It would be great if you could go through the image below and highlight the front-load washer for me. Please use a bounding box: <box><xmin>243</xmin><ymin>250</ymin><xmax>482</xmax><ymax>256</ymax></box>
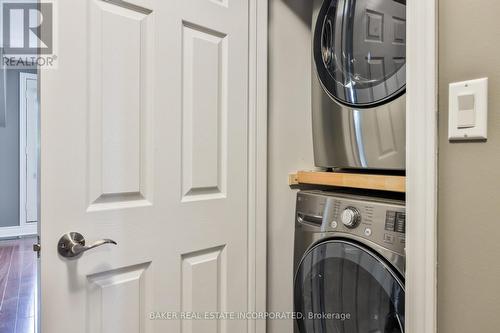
<box><xmin>312</xmin><ymin>0</ymin><xmax>406</xmax><ymax>170</ymax></box>
<box><xmin>294</xmin><ymin>190</ymin><xmax>406</xmax><ymax>332</ymax></box>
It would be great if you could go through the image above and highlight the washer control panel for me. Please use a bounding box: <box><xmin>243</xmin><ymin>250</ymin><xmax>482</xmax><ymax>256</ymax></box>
<box><xmin>296</xmin><ymin>191</ymin><xmax>405</xmax><ymax>256</ymax></box>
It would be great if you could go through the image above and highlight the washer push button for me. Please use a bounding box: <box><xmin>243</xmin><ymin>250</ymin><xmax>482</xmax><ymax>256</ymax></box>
<box><xmin>383</xmin><ymin>233</ymin><xmax>395</xmax><ymax>244</ymax></box>
<box><xmin>385</xmin><ymin>211</ymin><xmax>396</xmax><ymax>231</ymax></box>
<box><xmin>395</xmin><ymin>212</ymin><xmax>406</xmax><ymax>234</ymax></box>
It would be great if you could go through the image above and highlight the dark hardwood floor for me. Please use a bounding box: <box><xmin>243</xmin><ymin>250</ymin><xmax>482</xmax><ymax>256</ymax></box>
<box><xmin>0</xmin><ymin>237</ymin><xmax>37</xmax><ymax>333</ymax></box>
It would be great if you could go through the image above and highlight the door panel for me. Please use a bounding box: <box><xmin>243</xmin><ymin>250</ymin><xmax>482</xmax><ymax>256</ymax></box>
<box><xmin>88</xmin><ymin>0</ymin><xmax>154</xmax><ymax>208</ymax></box>
<box><xmin>41</xmin><ymin>0</ymin><xmax>250</xmax><ymax>332</ymax></box>
<box><xmin>181</xmin><ymin>22</ymin><xmax>228</xmax><ymax>201</ymax></box>
<box><xmin>181</xmin><ymin>246</ymin><xmax>226</xmax><ymax>333</ymax></box>
<box><xmin>87</xmin><ymin>263</ymin><xmax>151</xmax><ymax>333</ymax></box>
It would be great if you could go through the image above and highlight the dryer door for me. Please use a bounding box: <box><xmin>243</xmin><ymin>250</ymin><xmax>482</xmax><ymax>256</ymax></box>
<box><xmin>314</xmin><ymin>0</ymin><xmax>406</xmax><ymax>108</ymax></box>
<box><xmin>294</xmin><ymin>240</ymin><xmax>405</xmax><ymax>333</ymax></box>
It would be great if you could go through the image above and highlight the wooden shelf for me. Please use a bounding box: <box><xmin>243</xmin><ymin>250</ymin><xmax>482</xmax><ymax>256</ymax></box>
<box><xmin>289</xmin><ymin>171</ymin><xmax>406</xmax><ymax>193</ymax></box>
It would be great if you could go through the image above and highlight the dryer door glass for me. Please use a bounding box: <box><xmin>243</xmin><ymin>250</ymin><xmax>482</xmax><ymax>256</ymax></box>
<box><xmin>294</xmin><ymin>240</ymin><xmax>405</xmax><ymax>333</ymax></box>
<box><xmin>314</xmin><ymin>0</ymin><xmax>406</xmax><ymax>108</ymax></box>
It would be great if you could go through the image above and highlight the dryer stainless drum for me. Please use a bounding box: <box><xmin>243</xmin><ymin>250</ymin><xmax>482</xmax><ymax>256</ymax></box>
<box><xmin>312</xmin><ymin>0</ymin><xmax>406</xmax><ymax>170</ymax></box>
<box><xmin>294</xmin><ymin>191</ymin><xmax>406</xmax><ymax>333</ymax></box>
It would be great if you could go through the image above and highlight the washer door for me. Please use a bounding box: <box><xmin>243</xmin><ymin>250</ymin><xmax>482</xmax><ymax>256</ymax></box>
<box><xmin>314</xmin><ymin>0</ymin><xmax>406</xmax><ymax>108</ymax></box>
<box><xmin>294</xmin><ymin>240</ymin><xmax>405</xmax><ymax>333</ymax></box>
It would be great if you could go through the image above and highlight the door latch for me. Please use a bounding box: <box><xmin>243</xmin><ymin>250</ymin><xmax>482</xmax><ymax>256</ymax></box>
<box><xmin>33</xmin><ymin>236</ymin><xmax>41</xmax><ymax>258</ymax></box>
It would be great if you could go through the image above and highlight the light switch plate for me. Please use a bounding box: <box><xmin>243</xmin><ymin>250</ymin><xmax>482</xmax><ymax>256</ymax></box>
<box><xmin>449</xmin><ymin>78</ymin><xmax>488</xmax><ymax>141</ymax></box>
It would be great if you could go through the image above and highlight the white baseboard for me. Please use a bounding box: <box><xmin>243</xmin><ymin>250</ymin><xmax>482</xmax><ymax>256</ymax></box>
<box><xmin>0</xmin><ymin>224</ymin><xmax>37</xmax><ymax>239</ymax></box>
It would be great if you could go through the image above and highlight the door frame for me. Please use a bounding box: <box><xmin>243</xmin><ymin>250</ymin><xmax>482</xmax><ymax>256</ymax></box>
<box><xmin>248</xmin><ymin>0</ymin><xmax>268</xmax><ymax>332</ymax></box>
<box><xmin>19</xmin><ymin>72</ymin><xmax>38</xmax><ymax>235</ymax></box>
<box><xmin>406</xmin><ymin>0</ymin><xmax>438</xmax><ymax>332</ymax></box>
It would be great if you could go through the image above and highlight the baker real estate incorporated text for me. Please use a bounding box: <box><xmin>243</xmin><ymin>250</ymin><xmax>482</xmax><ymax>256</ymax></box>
<box><xmin>148</xmin><ymin>311</ymin><xmax>352</xmax><ymax>321</ymax></box>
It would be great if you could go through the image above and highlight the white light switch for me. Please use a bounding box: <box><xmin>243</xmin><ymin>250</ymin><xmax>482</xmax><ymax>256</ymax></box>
<box><xmin>449</xmin><ymin>78</ymin><xmax>488</xmax><ymax>141</ymax></box>
<box><xmin>457</xmin><ymin>94</ymin><xmax>475</xmax><ymax>128</ymax></box>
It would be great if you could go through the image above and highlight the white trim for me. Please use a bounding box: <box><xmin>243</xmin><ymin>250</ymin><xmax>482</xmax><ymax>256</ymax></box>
<box><xmin>406</xmin><ymin>0</ymin><xmax>438</xmax><ymax>332</ymax></box>
<box><xmin>19</xmin><ymin>72</ymin><xmax>38</xmax><ymax>232</ymax></box>
<box><xmin>0</xmin><ymin>224</ymin><xmax>37</xmax><ymax>239</ymax></box>
<box><xmin>247</xmin><ymin>0</ymin><xmax>267</xmax><ymax>332</ymax></box>
<box><xmin>0</xmin><ymin>68</ymin><xmax>6</xmax><ymax>128</ymax></box>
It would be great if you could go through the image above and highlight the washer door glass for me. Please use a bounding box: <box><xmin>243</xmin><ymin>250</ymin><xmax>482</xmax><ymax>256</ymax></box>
<box><xmin>314</xmin><ymin>0</ymin><xmax>406</xmax><ymax>107</ymax></box>
<box><xmin>294</xmin><ymin>240</ymin><xmax>405</xmax><ymax>333</ymax></box>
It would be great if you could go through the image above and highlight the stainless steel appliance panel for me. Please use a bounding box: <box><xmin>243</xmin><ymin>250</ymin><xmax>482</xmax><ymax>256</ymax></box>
<box><xmin>293</xmin><ymin>191</ymin><xmax>406</xmax><ymax>333</ymax></box>
<box><xmin>312</xmin><ymin>0</ymin><xmax>406</xmax><ymax>170</ymax></box>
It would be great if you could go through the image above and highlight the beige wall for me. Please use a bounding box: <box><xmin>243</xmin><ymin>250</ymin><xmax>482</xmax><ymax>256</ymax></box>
<box><xmin>267</xmin><ymin>0</ymin><xmax>314</xmax><ymax>332</ymax></box>
<box><xmin>438</xmin><ymin>1</ymin><xmax>500</xmax><ymax>332</ymax></box>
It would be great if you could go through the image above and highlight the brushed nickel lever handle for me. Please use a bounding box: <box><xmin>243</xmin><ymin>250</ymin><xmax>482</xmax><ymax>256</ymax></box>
<box><xmin>57</xmin><ymin>232</ymin><xmax>117</xmax><ymax>258</ymax></box>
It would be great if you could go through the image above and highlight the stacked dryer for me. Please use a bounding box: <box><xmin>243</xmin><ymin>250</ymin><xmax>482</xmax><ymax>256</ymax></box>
<box><xmin>312</xmin><ymin>0</ymin><xmax>406</xmax><ymax>170</ymax></box>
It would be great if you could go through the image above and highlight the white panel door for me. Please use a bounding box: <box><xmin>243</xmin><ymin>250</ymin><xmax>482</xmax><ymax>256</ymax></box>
<box><xmin>40</xmin><ymin>0</ymin><xmax>256</xmax><ymax>332</ymax></box>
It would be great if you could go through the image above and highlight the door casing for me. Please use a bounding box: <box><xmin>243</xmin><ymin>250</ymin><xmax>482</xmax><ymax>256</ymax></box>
<box><xmin>405</xmin><ymin>0</ymin><xmax>438</xmax><ymax>332</ymax></box>
<box><xmin>19</xmin><ymin>72</ymin><xmax>39</xmax><ymax>229</ymax></box>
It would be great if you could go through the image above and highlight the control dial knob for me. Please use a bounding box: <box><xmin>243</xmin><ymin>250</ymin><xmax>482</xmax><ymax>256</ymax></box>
<box><xmin>341</xmin><ymin>207</ymin><xmax>361</xmax><ymax>228</ymax></box>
